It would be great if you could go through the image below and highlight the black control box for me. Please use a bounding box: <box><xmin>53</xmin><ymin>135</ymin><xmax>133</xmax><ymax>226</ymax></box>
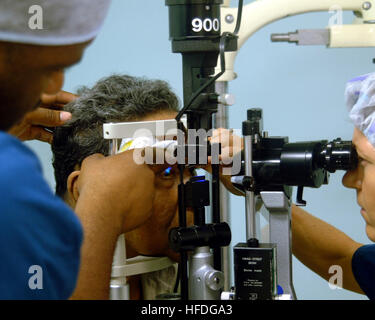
<box><xmin>234</xmin><ymin>242</ymin><xmax>277</xmax><ymax>300</ymax></box>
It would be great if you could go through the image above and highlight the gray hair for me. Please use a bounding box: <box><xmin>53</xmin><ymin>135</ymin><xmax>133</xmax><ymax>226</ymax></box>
<box><xmin>52</xmin><ymin>74</ymin><xmax>180</xmax><ymax>197</ymax></box>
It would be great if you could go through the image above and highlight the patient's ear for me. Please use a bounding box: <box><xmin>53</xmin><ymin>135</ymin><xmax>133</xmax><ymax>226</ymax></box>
<box><xmin>67</xmin><ymin>171</ymin><xmax>81</xmax><ymax>204</ymax></box>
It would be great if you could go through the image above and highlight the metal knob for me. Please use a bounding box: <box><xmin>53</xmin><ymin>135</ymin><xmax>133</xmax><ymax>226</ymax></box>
<box><xmin>218</xmin><ymin>93</ymin><xmax>235</xmax><ymax>106</ymax></box>
<box><xmin>205</xmin><ymin>270</ymin><xmax>224</xmax><ymax>291</ymax></box>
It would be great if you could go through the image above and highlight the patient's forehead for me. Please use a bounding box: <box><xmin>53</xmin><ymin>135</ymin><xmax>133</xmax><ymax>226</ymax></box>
<box><xmin>139</xmin><ymin>110</ymin><xmax>177</xmax><ymax>122</ymax></box>
<box><xmin>136</xmin><ymin>110</ymin><xmax>178</xmax><ymax>141</ymax></box>
<box><xmin>353</xmin><ymin>127</ymin><xmax>375</xmax><ymax>162</ymax></box>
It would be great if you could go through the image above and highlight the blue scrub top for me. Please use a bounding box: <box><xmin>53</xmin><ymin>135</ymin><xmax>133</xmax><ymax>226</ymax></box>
<box><xmin>352</xmin><ymin>244</ymin><xmax>375</xmax><ymax>300</ymax></box>
<box><xmin>0</xmin><ymin>132</ymin><xmax>83</xmax><ymax>299</ymax></box>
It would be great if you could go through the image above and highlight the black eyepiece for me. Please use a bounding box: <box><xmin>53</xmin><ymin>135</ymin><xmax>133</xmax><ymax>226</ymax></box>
<box><xmin>319</xmin><ymin>138</ymin><xmax>358</xmax><ymax>173</ymax></box>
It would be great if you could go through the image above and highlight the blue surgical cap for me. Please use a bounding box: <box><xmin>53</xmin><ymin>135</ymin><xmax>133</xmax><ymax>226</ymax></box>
<box><xmin>345</xmin><ymin>72</ymin><xmax>375</xmax><ymax>146</ymax></box>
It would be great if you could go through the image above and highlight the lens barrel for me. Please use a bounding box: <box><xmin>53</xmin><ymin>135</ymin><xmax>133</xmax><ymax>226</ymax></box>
<box><xmin>318</xmin><ymin>138</ymin><xmax>358</xmax><ymax>173</ymax></box>
<box><xmin>237</xmin><ymin>138</ymin><xmax>358</xmax><ymax>191</ymax></box>
<box><xmin>280</xmin><ymin>139</ymin><xmax>358</xmax><ymax>187</ymax></box>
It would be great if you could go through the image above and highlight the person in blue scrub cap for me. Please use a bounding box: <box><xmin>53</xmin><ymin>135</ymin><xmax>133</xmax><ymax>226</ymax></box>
<box><xmin>0</xmin><ymin>0</ymin><xmax>167</xmax><ymax>300</ymax></box>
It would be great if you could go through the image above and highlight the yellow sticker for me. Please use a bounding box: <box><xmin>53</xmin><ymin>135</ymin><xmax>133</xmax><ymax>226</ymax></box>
<box><xmin>119</xmin><ymin>140</ymin><xmax>133</xmax><ymax>153</ymax></box>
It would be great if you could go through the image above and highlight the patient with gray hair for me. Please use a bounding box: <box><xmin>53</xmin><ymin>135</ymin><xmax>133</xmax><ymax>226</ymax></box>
<box><xmin>52</xmin><ymin>74</ymin><xmax>194</xmax><ymax>299</ymax></box>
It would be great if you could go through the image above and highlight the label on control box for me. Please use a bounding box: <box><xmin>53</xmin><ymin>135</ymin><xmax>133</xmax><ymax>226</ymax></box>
<box><xmin>234</xmin><ymin>242</ymin><xmax>277</xmax><ymax>300</ymax></box>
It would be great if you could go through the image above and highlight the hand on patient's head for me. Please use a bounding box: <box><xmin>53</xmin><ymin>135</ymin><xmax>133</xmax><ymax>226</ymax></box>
<box><xmin>8</xmin><ymin>91</ymin><xmax>77</xmax><ymax>143</ymax></box>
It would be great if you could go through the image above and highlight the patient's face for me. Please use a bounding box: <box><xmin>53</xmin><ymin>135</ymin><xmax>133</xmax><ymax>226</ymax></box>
<box><xmin>124</xmin><ymin>111</ymin><xmax>194</xmax><ymax>261</ymax></box>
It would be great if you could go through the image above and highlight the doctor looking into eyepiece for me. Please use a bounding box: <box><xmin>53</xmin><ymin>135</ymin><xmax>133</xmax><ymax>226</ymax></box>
<box><xmin>219</xmin><ymin>73</ymin><xmax>375</xmax><ymax>300</ymax></box>
<box><xmin>292</xmin><ymin>73</ymin><xmax>375</xmax><ymax>300</ymax></box>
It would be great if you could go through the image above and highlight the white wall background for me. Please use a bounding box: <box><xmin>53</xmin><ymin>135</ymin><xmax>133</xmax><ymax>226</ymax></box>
<box><xmin>26</xmin><ymin>0</ymin><xmax>374</xmax><ymax>300</ymax></box>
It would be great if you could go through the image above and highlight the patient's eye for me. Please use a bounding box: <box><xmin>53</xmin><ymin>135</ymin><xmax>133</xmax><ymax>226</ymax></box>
<box><xmin>164</xmin><ymin>167</ymin><xmax>172</xmax><ymax>176</ymax></box>
<box><xmin>158</xmin><ymin>166</ymin><xmax>195</xmax><ymax>183</ymax></box>
<box><xmin>161</xmin><ymin>166</ymin><xmax>174</xmax><ymax>179</ymax></box>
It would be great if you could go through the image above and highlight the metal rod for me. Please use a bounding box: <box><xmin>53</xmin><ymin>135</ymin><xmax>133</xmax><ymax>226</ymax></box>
<box><xmin>260</xmin><ymin>191</ymin><xmax>296</xmax><ymax>299</ymax></box>
<box><xmin>109</xmin><ymin>138</ymin><xmax>129</xmax><ymax>300</ymax></box>
<box><xmin>109</xmin><ymin>139</ymin><xmax>118</xmax><ymax>155</ymax></box>
<box><xmin>177</xmin><ymin>168</ymin><xmax>188</xmax><ymax>300</ymax></box>
<box><xmin>211</xmin><ymin>163</ymin><xmax>222</xmax><ymax>271</ymax></box>
<box><xmin>214</xmin><ymin>81</ymin><xmax>231</xmax><ymax>290</ymax></box>
<box><xmin>244</xmin><ymin>135</ymin><xmax>257</xmax><ymax>240</ymax></box>
<box><xmin>175</xmin><ymin>120</ymin><xmax>189</xmax><ymax>300</ymax></box>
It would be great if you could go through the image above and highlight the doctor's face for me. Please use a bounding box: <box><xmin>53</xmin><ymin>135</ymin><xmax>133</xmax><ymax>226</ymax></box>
<box><xmin>0</xmin><ymin>41</ymin><xmax>89</xmax><ymax>131</ymax></box>
<box><xmin>342</xmin><ymin>128</ymin><xmax>375</xmax><ymax>241</ymax></box>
